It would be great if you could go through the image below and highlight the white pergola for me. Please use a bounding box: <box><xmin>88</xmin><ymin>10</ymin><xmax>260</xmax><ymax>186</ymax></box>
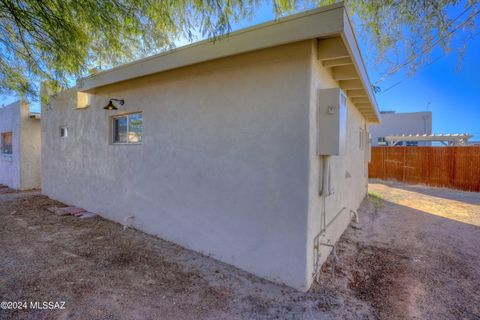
<box><xmin>385</xmin><ymin>134</ymin><xmax>473</xmax><ymax>146</ymax></box>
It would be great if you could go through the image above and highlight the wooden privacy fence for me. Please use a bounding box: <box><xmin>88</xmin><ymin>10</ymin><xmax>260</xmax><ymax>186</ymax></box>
<box><xmin>368</xmin><ymin>146</ymin><xmax>480</xmax><ymax>192</ymax></box>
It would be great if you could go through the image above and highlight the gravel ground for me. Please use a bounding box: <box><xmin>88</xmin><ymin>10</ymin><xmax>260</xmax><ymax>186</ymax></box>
<box><xmin>0</xmin><ymin>181</ymin><xmax>479</xmax><ymax>319</ymax></box>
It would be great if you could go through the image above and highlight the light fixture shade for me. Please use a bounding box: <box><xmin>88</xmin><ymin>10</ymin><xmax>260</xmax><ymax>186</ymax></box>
<box><xmin>104</xmin><ymin>100</ymin><xmax>118</xmax><ymax>110</ymax></box>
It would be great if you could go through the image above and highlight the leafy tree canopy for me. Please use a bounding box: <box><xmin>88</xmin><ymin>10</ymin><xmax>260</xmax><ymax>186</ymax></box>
<box><xmin>0</xmin><ymin>0</ymin><xmax>478</xmax><ymax>99</ymax></box>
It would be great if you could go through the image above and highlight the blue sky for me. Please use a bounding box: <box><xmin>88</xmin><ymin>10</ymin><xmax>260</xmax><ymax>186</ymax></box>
<box><xmin>368</xmin><ymin>25</ymin><xmax>480</xmax><ymax>141</ymax></box>
<box><xmin>1</xmin><ymin>2</ymin><xmax>479</xmax><ymax>140</ymax></box>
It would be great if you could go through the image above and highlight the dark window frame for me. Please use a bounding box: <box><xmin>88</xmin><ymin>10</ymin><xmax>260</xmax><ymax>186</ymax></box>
<box><xmin>1</xmin><ymin>132</ymin><xmax>13</xmax><ymax>154</ymax></box>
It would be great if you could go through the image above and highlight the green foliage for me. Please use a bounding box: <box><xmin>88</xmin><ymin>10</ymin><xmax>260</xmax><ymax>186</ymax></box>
<box><xmin>368</xmin><ymin>192</ymin><xmax>384</xmax><ymax>208</ymax></box>
<box><xmin>0</xmin><ymin>0</ymin><xmax>265</xmax><ymax>98</ymax></box>
<box><xmin>0</xmin><ymin>0</ymin><xmax>478</xmax><ymax>99</ymax></box>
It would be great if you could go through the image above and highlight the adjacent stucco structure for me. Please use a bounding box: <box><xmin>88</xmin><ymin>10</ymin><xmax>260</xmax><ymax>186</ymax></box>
<box><xmin>0</xmin><ymin>101</ymin><xmax>41</xmax><ymax>190</ymax></box>
<box><xmin>42</xmin><ymin>4</ymin><xmax>380</xmax><ymax>291</ymax></box>
<box><xmin>370</xmin><ymin>111</ymin><xmax>432</xmax><ymax>146</ymax></box>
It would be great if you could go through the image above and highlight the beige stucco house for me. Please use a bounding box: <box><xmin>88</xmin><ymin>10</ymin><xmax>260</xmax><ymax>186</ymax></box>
<box><xmin>0</xmin><ymin>101</ymin><xmax>41</xmax><ymax>190</ymax></box>
<box><xmin>41</xmin><ymin>3</ymin><xmax>380</xmax><ymax>291</ymax></box>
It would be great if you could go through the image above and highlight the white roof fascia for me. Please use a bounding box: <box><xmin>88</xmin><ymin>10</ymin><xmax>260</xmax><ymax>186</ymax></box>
<box><xmin>77</xmin><ymin>3</ymin><xmax>380</xmax><ymax>123</ymax></box>
<box><xmin>77</xmin><ymin>3</ymin><xmax>345</xmax><ymax>92</ymax></box>
<box><xmin>339</xmin><ymin>10</ymin><xmax>381</xmax><ymax>124</ymax></box>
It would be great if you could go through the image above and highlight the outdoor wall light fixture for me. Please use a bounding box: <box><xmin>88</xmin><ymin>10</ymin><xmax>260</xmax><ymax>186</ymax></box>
<box><xmin>104</xmin><ymin>98</ymin><xmax>124</xmax><ymax>110</ymax></box>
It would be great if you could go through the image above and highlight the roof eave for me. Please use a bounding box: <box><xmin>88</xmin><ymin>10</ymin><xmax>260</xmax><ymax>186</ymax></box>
<box><xmin>77</xmin><ymin>3</ymin><xmax>381</xmax><ymax>124</ymax></box>
<box><xmin>77</xmin><ymin>3</ymin><xmax>345</xmax><ymax>92</ymax></box>
<box><xmin>340</xmin><ymin>10</ymin><xmax>381</xmax><ymax>124</ymax></box>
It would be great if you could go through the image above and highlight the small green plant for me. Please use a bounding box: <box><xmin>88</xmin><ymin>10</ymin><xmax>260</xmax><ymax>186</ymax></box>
<box><xmin>368</xmin><ymin>192</ymin><xmax>384</xmax><ymax>208</ymax></box>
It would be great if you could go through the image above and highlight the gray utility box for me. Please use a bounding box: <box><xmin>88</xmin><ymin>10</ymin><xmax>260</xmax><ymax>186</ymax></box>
<box><xmin>317</xmin><ymin>88</ymin><xmax>347</xmax><ymax>156</ymax></box>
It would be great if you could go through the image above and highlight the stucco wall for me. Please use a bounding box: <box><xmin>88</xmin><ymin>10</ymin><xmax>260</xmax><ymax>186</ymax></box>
<box><xmin>42</xmin><ymin>40</ymin><xmax>369</xmax><ymax>291</ymax></box>
<box><xmin>0</xmin><ymin>101</ymin><xmax>40</xmax><ymax>190</ymax></box>
<box><xmin>0</xmin><ymin>102</ymin><xmax>21</xmax><ymax>189</ymax></box>
<box><xmin>20</xmin><ymin>106</ymin><xmax>41</xmax><ymax>189</ymax></box>
<box><xmin>305</xmin><ymin>40</ymin><xmax>368</xmax><ymax>288</ymax></box>
<box><xmin>42</xmin><ymin>42</ymin><xmax>313</xmax><ymax>290</ymax></box>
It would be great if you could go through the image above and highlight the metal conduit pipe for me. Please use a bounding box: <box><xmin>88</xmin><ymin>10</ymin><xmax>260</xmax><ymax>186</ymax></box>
<box><xmin>320</xmin><ymin>240</ymin><xmax>338</xmax><ymax>275</ymax></box>
<box><xmin>350</xmin><ymin>209</ymin><xmax>359</xmax><ymax>224</ymax></box>
<box><xmin>313</xmin><ymin>207</ymin><xmax>359</xmax><ymax>279</ymax></box>
<box><xmin>320</xmin><ymin>155</ymin><xmax>333</xmax><ymax>197</ymax></box>
<box><xmin>325</xmin><ymin>206</ymin><xmax>347</xmax><ymax>230</ymax></box>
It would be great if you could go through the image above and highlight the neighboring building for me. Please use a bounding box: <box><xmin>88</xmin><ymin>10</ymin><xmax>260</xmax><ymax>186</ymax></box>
<box><xmin>468</xmin><ymin>141</ymin><xmax>480</xmax><ymax>146</ymax></box>
<box><xmin>0</xmin><ymin>101</ymin><xmax>41</xmax><ymax>190</ymax></box>
<box><xmin>370</xmin><ymin>111</ymin><xmax>432</xmax><ymax>146</ymax></box>
<box><xmin>41</xmin><ymin>4</ymin><xmax>380</xmax><ymax>291</ymax></box>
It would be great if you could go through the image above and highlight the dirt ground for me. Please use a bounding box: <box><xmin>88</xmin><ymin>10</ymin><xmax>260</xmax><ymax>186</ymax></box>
<box><xmin>0</xmin><ymin>181</ymin><xmax>479</xmax><ymax>320</ymax></box>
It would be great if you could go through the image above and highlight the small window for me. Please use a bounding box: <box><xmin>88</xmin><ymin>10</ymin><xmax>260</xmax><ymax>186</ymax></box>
<box><xmin>377</xmin><ymin>137</ymin><xmax>387</xmax><ymax>146</ymax></box>
<box><xmin>112</xmin><ymin>113</ymin><xmax>142</xmax><ymax>144</ymax></box>
<box><xmin>60</xmin><ymin>126</ymin><xmax>68</xmax><ymax>138</ymax></box>
<box><xmin>359</xmin><ymin>128</ymin><xmax>365</xmax><ymax>150</ymax></box>
<box><xmin>1</xmin><ymin>132</ymin><xmax>12</xmax><ymax>154</ymax></box>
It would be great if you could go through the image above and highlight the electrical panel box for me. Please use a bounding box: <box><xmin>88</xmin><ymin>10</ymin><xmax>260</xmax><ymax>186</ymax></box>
<box><xmin>317</xmin><ymin>88</ymin><xmax>347</xmax><ymax>156</ymax></box>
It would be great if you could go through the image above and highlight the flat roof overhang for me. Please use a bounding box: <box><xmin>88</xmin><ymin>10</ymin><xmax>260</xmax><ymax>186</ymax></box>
<box><xmin>77</xmin><ymin>3</ymin><xmax>380</xmax><ymax>123</ymax></box>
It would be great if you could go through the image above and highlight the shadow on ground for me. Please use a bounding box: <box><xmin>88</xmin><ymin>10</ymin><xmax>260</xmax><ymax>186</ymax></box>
<box><xmin>314</xmin><ymin>188</ymin><xmax>480</xmax><ymax>319</ymax></box>
<box><xmin>333</xmin><ymin>180</ymin><xmax>480</xmax><ymax>319</ymax></box>
<box><xmin>0</xmin><ymin>181</ymin><xmax>479</xmax><ymax>319</ymax></box>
